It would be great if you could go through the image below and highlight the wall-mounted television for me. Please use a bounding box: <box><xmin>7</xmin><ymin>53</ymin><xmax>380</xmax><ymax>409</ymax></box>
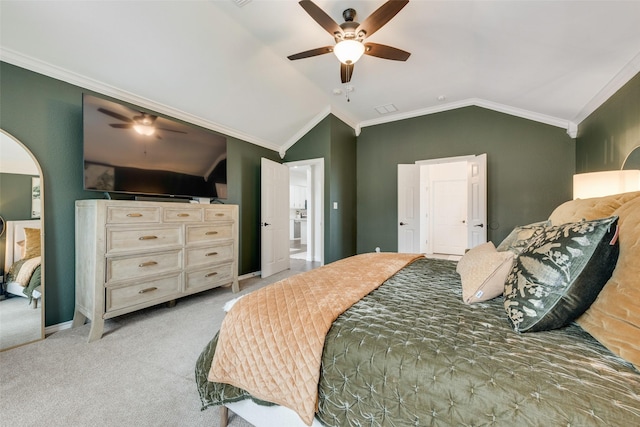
<box><xmin>82</xmin><ymin>94</ymin><xmax>227</xmax><ymax>200</ymax></box>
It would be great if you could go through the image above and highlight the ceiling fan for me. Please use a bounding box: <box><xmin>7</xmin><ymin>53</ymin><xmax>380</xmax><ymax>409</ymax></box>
<box><xmin>98</xmin><ymin>107</ymin><xmax>187</xmax><ymax>139</ymax></box>
<box><xmin>288</xmin><ymin>0</ymin><xmax>411</xmax><ymax>84</ymax></box>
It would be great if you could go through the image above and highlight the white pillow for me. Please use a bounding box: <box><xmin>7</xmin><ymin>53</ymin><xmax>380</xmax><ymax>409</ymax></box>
<box><xmin>457</xmin><ymin>242</ymin><xmax>514</xmax><ymax>304</ymax></box>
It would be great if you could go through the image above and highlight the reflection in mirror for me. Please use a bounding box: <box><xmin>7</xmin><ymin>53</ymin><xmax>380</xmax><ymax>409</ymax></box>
<box><xmin>0</xmin><ymin>129</ymin><xmax>44</xmax><ymax>351</ymax></box>
<box><xmin>622</xmin><ymin>145</ymin><xmax>640</xmax><ymax>170</ymax></box>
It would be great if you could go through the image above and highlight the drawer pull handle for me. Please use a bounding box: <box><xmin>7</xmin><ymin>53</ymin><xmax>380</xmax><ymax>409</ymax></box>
<box><xmin>177</xmin><ymin>213</ymin><xmax>190</xmax><ymax>217</ymax></box>
<box><xmin>215</xmin><ymin>213</ymin><xmax>224</xmax><ymax>217</ymax></box>
<box><xmin>139</xmin><ymin>235</ymin><xmax>158</xmax><ymax>240</ymax></box>
<box><xmin>138</xmin><ymin>287</ymin><xmax>158</xmax><ymax>294</ymax></box>
<box><xmin>138</xmin><ymin>261</ymin><xmax>158</xmax><ymax>268</ymax></box>
<box><xmin>205</xmin><ymin>231</ymin><xmax>219</xmax><ymax>235</ymax></box>
<box><xmin>127</xmin><ymin>213</ymin><xmax>143</xmax><ymax>217</ymax></box>
<box><xmin>206</xmin><ymin>252</ymin><xmax>219</xmax><ymax>257</ymax></box>
<box><xmin>205</xmin><ymin>272</ymin><xmax>218</xmax><ymax>278</ymax></box>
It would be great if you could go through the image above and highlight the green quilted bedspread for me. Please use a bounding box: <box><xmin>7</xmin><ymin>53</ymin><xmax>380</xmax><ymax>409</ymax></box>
<box><xmin>196</xmin><ymin>258</ymin><xmax>640</xmax><ymax>426</ymax></box>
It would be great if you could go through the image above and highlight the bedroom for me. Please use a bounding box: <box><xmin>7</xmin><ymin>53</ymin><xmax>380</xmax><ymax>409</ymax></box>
<box><xmin>1</xmin><ymin>0</ymin><xmax>639</xmax><ymax>425</ymax></box>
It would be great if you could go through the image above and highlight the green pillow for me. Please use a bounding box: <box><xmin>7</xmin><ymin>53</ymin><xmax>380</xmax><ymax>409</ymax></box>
<box><xmin>504</xmin><ymin>216</ymin><xmax>619</xmax><ymax>333</ymax></box>
<box><xmin>496</xmin><ymin>220</ymin><xmax>550</xmax><ymax>256</ymax></box>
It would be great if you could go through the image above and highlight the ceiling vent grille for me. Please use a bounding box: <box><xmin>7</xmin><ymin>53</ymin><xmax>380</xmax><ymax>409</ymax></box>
<box><xmin>232</xmin><ymin>0</ymin><xmax>252</xmax><ymax>7</ymax></box>
<box><xmin>375</xmin><ymin>104</ymin><xmax>398</xmax><ymax>115</ymax></box>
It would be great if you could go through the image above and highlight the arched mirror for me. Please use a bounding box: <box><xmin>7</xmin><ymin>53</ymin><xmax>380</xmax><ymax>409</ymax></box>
<box><xmin>0</xmin><ymin>129</ymin><xmax>44</xmax><ymax>351</ymax></box>
<box><xmin>622</xmin><ymin>145</ymin><xmax>640</xmax><ymax>170</ymax></box>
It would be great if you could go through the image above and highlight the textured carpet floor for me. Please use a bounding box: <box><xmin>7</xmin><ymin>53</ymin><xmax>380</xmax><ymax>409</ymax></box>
<box><xmin>0</xmin><ymin>260</ymin><xmax>319</xmax><ymax>427</ymax></box>
<box><xmin>0</xmin><ymin>295</ymin><xmax>42</xmax><ymax>349</ymax></box>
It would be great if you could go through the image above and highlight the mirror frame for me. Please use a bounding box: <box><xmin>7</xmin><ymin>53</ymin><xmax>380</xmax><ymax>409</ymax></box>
<box><xmin>0</xmin><ymin>129</ymin><xmax>45</xmax><ymax>350</ymax></box>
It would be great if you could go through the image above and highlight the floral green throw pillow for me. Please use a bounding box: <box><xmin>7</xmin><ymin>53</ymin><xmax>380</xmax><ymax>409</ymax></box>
<box><xmin>504</xmin><ymin>216</ymin><xmax>619</xmax><ymax>333</ymax></box>
<box><xmin>496</xmin><ymin>220</ymin><xmax>550</xmax><ymax>256</ymax></box>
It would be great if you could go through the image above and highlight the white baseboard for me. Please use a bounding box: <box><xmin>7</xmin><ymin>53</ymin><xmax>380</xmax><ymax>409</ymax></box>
<box><xmin>45</xmin><ymin>320</ymin><xmax>73</xmax><ymax>336</ymax></box>
<box><xmin>239</xmin><ymin>271</ymin><xmax>261</xmax><ymax>281</ymax></box>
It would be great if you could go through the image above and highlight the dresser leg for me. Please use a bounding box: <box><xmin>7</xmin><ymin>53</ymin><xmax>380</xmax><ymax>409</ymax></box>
<box><xmin>87</xmin><ymin>317</ymin><xmax>104</xmax><ymax>342</ymax></box>
<box><xmin>71</xmin><ymin>310</ymin><xmax>87</xmax><ymax>328</ymax></box>
<box><xmin>220</xmin><ymin>405</ymin><xmax>228</xmax><ymax>427</ymax></box>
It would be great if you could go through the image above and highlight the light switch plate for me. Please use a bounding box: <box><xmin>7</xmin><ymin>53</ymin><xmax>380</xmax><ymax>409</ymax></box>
<box><xmin>333</xmin><ymin>202</ymin><xmax>338</xmax><ymax>209</ymax></box>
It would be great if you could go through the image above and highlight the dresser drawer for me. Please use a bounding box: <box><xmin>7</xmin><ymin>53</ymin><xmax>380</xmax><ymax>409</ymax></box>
<box><xmin>106</xmin><ymin>275</ymin><xmax>181</xmax><ymax>313</ymax></box>
<box><xmin>163</xmin><ymin>207</ymin><xmax>203</xmax><ymax>222</ymax></box>
<box><xmin>106</xmin><ymin>250</ymin><xmax>182</xmax><ymax>284</ymax></box>
<box><xmin>185</xmin><ymin>243</ymin><xmax>233</xmax><ymax>268</ymax></box>
<box><xmin>185</xmin><ymin>263</ymin><xmax>234</xmax><ymax>292</ymax></box>
<box><xmin>106</xmin><ymin>226</ymin><xmax>182</xmax><ymax>254</ymax></box>
<box><xmin>204</xmin><ymin>207</ymin><xmax>234</xmax><ymax>222</ymax></box>
<box><xmin>186</xmin><ymin>224</ymin><xmax>233</xmax><ymax>244</ymax></box>
<box><xmin>106</xmin><ymin>206</ymin><xmax>161</xmax><ymax>224</ymax></box>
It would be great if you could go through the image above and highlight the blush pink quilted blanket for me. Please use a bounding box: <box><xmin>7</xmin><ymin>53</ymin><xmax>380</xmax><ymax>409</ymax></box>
<box><xmin>208</xmin><ymin>252</ymin><xmax>423</xmax><ymax>425</ymax></box>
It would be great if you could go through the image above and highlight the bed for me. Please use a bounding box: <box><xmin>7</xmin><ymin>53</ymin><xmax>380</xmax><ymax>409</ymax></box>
<box><xmin>3</xmin><ymin>220</ymin><xmax>42</xmax><ymax>308</ymax></box>
<box><xmin>196</xmin><ymin>192</ymin><xmax>640</xmax><ymax>426</ymax></box>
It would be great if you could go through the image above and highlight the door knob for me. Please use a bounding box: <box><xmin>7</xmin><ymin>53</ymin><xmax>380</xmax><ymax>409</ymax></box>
<box><xmin>399</xmin><ymin>222</ymin><xmax>407</xmax><ymax>226</ymax></box>
<box><xmin>261</xmin><ymin>222</ymin><xmax>271</xmax><ymax>227</ymax></box>
<box><xmin>475</xmin><ymin>223</ymin><xmax>484</xmax><ymax>228</ymax></box>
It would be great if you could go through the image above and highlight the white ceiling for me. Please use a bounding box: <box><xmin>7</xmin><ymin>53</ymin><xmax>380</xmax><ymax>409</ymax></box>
<box><xmin>1</xmin><ymin>1</ymin><xmax>640</xmax><ymax>155</ymax></box>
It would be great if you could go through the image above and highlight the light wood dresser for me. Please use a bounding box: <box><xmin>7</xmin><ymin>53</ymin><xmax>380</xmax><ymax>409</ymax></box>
<box><xmin>72</xmin><ymin>200</ymin><xmax>238</xmax><ymax>342</ymax></box>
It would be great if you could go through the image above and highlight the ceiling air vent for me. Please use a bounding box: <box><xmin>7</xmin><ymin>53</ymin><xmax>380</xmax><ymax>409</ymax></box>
<box><xmin>375</xmin><ymin>104</ymin><xmax>398</xmax><ymax>115</ymax></box>
<box><xmin>232</xmin><ymin>0</ymin><xmax>252</xmax><ymax>7</ymax></box>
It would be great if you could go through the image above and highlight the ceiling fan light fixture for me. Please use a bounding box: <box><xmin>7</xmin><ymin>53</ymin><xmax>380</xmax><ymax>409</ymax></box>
<box><xmin>333</xmin><ymin>39</ymin><xmax>365</xmax><ymax>65</ymax></box>
<box><xmin>133</xmin><ymin>124</ymin><xmax>156</xmax><ymax>136</ymax></box>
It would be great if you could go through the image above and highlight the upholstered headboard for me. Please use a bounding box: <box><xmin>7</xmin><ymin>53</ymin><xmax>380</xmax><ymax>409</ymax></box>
<box><xmin>4</xmin><ymin>220</ymin><xmax>40</xmax><ymax>273</ymax></box>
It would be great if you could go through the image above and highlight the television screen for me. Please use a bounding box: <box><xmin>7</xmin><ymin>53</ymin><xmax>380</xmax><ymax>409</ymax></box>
<box><xmin>82</xmin><ymin>94</ymin><xmax>227</xmax><ymax>199</ymax></box>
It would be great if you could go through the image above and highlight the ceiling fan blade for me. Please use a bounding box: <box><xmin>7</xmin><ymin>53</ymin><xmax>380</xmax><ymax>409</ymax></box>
<box><xmin>288</xmin><ymin>46</ymin><xmax>333</xmax><ymax>61</ymax></box>
<box><xmin>158</xmin><ymin>128</ymin><xmax>187</xmax><ymax>134</ymax></box>
<box><xmin>356</xmin><ymin>0</ymin><xmax>409</xmax><ymax>38</ymax></box>
<box><xmin>298</xmin><ymin>0</ymin><xmax>343</xmax><ymax>37</ymax></box>
<box><xmin>364</xmin><ymin>42</ymin><xmax>410</xmax><ymax>61</ymax></box>
<box><xmin>109</xmin><ymin>123</ymin><xmax>133</xmax><ymax>129</ymax></box>
<box><xmin>340</xmin><ymin>63</ymin><xmax>354</xmax><ymax>84</ymax></box>
<box><xmin>98</xmin><ymin>108</ymin><xmax>133</xmax><ymax>123</ymax></box>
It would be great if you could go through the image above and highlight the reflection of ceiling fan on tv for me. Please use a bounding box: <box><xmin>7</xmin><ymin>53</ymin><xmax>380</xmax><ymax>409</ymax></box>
<box><xmin>288</xmin><ymin>0</ymin><xmax>411</xmax><ymax>83</ymax></box>
<box><xmin>98</xmin><ymin>107</ymin><xmax>187</xmax><ymax>139</ymax></box>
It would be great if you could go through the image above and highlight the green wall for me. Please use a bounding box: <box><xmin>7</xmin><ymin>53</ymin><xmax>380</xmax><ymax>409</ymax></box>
<box><xmin>356</xmin><ymin>106</ymin><xmax>576</xmax><ymax>253</ymax></box>
<box><xmin>0</xmin><ymin>173</ymin><xmax>37</xmax><ymax>275</ymax></box>
<box><xmin>0</xmin><ymin>62</ymin><xmax>279</xmax><ymax>326</ymax></box>
<box><xmin>284</xmin><ymin>115</ymin><xmax>357</xmax><ymax>263</ymax></box>
<box><xmin>3</xmin><ymin>56</ymin><xmax>634</xmax><ymax>328</ymax></box>
<box><xmin>576</xmin><ymin>72</ymin><xmax>640</xmax><ymax>172</ymax></box>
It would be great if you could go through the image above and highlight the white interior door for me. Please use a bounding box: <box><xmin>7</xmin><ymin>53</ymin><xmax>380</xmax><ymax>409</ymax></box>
<box><xmin>397</xmin><ymin>164</ymin><xmax>420</xmax><ymax>253</ymax></box>
<box><xmin>467</xmin><ymin>154</ymin><xmax>487</xmax><ymax>248</ymax></box>
<box><xmin>430</xmin><ymin>161</ymin><xmax>468</xmax><ymax>255</ymax></box>
<box><xmin>261</xmin><ymin>158</ymin><xmax>290</xmax><ymax>278</ymax></box>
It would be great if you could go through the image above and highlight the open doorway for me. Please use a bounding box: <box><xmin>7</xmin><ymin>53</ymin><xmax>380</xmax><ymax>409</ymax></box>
<box><xmin>286</xmin><ymin>158</ymin><xmax>324</xmax><ymax>265</ymax></box>
<box><xmin>398</xmin><ymin>154</ymin><xmax>487</xmax><ymax>255</ymax></box>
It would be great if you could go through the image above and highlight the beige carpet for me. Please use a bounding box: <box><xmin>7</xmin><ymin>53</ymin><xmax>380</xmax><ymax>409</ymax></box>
<box><xmin>0</xmin><ymin>259</ymin><xmax>319</xmax><ymax>427</ymax></box>
<box><xmin>0</xmin><ymin>295</ymin><xmax>42</xmax><ymax>350</ymax></box>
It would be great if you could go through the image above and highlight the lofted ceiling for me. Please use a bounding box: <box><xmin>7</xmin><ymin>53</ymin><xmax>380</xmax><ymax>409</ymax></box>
<box><xmin>1</xmin><ymin>1</ymin><xmax>640</xmax><ymax>156</ymax></box>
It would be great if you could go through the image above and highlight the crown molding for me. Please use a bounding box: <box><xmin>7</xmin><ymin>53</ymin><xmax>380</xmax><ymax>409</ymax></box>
<box><xmin>0</xmin><ymin>48</ymin><xmax>281</xmax><ymax>152</ymax></box>
<box><xmin>279</xmin><ymin>104</ymin><xmax>361</xmax><ymax>158</ymax></box>
<box><xmin>6</xmin><ymin>46</ymin><xmax>607</xmax><ymax>147</ymax></box>
<box><xmin>572</xmin><ymin>51</ymin><xmax>640</xmax><ymax>126</ymax></box>
<box><xmin>330</xmin><ymin>106</ymin><xmax>361</xmax><ymax>136</ymax></box>
<box><xmin>358</xmin><ymin>98</ymin><xmax>578</xmax><ymax>138</ymax></box>
<box><xmin>279</xmin><ymin>106</ymin><xmax>332</xmax><ymax>158</ymax></box>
